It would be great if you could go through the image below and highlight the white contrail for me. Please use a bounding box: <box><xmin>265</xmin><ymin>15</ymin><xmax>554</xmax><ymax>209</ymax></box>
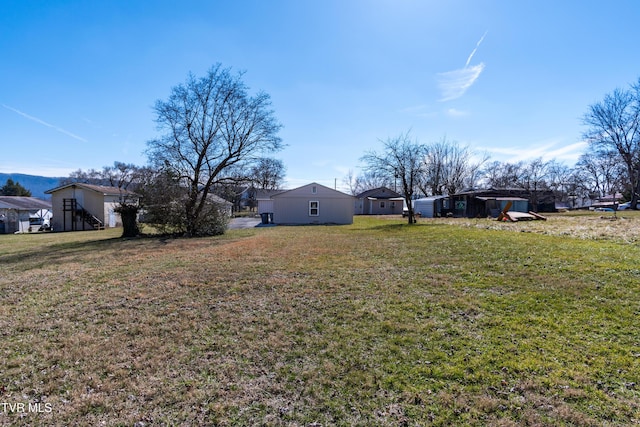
<box><xmin>465</xmin><ymin>30</ymin><xmax>488</xmax><ymax>68</ymax></box>
<box><xmin>437</xmin><ymin>31</ymin><xmax>488</xmax><ymax>102</ymax></box>
<box><xmin>2</xmin><ymin>104</ymin><xmax>88</xmax><ymax>142</ymax></box>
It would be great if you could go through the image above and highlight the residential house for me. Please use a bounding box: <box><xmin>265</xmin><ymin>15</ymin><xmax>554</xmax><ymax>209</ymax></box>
<box><xmin>208</xmin><ymin>193</ymin><xmax>233</xmax><ymax>217</ymax></box>
<box><xmin>45</xmin><ymin>183</ymin><xmax>139</xmax><ymax>232</ymax></box>
<box><xmin>259</xmin><ymin>182</ymin><xmax>355</xmax><ymax>225</ymax></box>
<box><xmin>0</xmin><ymin>196</ymin><xmax>52</xmax><ymax>234</ymax></box>
<box><xmin>354</xmin><ymin>187</ymin><xmax>404</xmax><ymax>215</ymax></box>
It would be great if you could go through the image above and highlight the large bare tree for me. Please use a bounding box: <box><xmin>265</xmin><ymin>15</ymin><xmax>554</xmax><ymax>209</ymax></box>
<box><xmin>361</xmin><ymin>131</ymin><xmax>426</xmax><ymax>224</ymax></box>
<box><xmin>420</xmin><ymin>137</ymin><xmax>487</xmax><ymax>196</ymax></box>
<box><xmin>481</xmin><ymin>160</ymin><xmax>525</xmax><ymax>188</ymax></box>
<box><xmin>582</xmin><ymin>82</ymin><xmax>640</xmax><ymax>209</ymax></box>
<box><xmin>147</xmin><ymin>64</ymin><xmax>283</xmax><ymax>236</ymax></box>
<box><xmin>576</xmin><ymin>148</ymin><xmax>626</xmax><ymax>200</ymax></box>
<box><xmin>250</xmin><ymin>157</ymin><xmax>286</xmax><ymax>191</ymax></box>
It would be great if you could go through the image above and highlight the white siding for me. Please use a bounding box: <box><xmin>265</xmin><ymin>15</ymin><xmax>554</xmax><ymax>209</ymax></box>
<box><xmin>271</xmin><ymin>183</ymin><xmax>354</xmax><ymax>225</ymax></box>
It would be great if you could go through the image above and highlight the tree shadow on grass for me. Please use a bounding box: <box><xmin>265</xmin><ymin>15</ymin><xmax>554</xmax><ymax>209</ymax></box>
<box><xmin>0</xmin><ymin>234</ymin><xmax>180</xmax><ymax>272</ymax></box>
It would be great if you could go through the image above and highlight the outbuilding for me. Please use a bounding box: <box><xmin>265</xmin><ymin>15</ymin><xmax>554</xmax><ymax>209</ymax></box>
<box><xmin>0</xmin><ymin>196</ymin><xmax>52</xmax><ymax>234</ymax></box>
<box><xmin>413</xmin><ymin>196</ymin><xmax>448</xmax><ymax>218</ymax></box>
<box><xmin>45</xmin><ymin>183</ymin><xmax>139</xmax><ymax>232</ymax></box>
<box><xmin>260</xmin><ymin>182</ymin><xmax>355</xmax><ymax>225</ymax></box>
<box><xmin>450</xmin><ymin>188</ymin><xmax>537</xmax><ymax>218</ymax></box>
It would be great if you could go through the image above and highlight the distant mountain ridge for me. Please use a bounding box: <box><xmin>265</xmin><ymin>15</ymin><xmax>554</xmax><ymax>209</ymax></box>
<box><xmin>0</xmin><ymin>173</ymin><xmax>63</xmax><ymax>199</ymax></box>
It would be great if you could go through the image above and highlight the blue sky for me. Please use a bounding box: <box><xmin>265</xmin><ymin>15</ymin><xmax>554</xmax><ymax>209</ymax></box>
<box><xmin>2</xmin><ymin>1</ymin><xmax>640</xmax><ymax>191</ymax></box>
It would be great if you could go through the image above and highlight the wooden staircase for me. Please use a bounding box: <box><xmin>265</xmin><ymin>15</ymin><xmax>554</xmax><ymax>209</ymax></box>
<box><xmin>63</xmin><ymin>199</ymin><xmax>104</xmax><ymax>230</ymax></box>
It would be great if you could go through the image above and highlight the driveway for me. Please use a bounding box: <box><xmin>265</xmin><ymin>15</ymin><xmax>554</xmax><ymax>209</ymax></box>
<box><xmin>228</xmin><ymin>217</ymin><xmax>262</xmax><ymax>229</ymax></box>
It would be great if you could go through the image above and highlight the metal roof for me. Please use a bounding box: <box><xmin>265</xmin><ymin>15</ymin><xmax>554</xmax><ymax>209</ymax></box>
<box><xmin>0</xmin><ymin>196</ymin><xmax>52</xmax><ymax>210</ymax></box>
<box><xmin>45</xmin><ymin>182</ymin><xmax>138</xmax><ymax>196</ymax></box>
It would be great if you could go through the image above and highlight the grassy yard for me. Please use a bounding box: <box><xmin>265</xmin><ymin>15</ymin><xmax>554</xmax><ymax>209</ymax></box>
<box><xmin>0</xmin><ymin>213</ymin><xmax>639</xmax><ymax>426</ymax></box>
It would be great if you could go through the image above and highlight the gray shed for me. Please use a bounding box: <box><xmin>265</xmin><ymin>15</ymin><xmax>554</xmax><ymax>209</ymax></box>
<box><xmin>413</xmin><ymin>196</ymin><xmax>448</xmax><ymax>218</ymax></box>
<box><xmin>268</xmin><ymin>182</ymin><xmax>355</xmax><ymax>225</ymax></box>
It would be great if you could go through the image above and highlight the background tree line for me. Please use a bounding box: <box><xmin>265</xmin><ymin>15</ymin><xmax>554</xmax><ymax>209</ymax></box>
<box><xmin>354</xmin><ymin>76</ymin><xmax>640</xmax><ymax>219</ymax></box>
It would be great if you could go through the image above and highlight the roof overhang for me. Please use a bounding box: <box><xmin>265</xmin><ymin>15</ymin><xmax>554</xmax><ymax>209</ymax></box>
<box><xmin>475</xmin><ymin>196</ymin><xmax>529</xmax><ymax>201</ymax></box>
<box><xmin>366</xmin><ymin>197</ymin><xmax>405</xmax><ymax>201</ymax></box>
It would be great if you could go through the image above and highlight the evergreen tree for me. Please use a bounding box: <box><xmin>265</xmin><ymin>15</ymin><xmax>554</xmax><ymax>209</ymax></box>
<box><xmin>0</xmin><ymin>179</ymin><xmax>32</xmax><ymax>196</ymax></box>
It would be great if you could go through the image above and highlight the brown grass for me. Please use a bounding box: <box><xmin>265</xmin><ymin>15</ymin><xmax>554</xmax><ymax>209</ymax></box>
<box><xmin>0</xmin><ymin>213</ymin><xmax>639</xmax><ymax>425</ymax></box>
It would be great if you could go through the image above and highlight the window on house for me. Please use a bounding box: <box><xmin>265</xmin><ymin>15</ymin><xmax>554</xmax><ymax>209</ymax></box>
<box><xmin>312</xmin><ymin>186</ymin><xmax>317</xmax><ymax>194</ymax></box>
<box><xmin>380</xmin><ymin>201</ymin><xmax>386</xmax><ymax>208</ymax></box>
<box><xmin>390</xmin><ymin>201</ymin><xmax>396</xmax><ymax>209</ymax></box>
<box><xmin>309</xmin><ymin>201</ymin><xmax>319</xmax><ymax>216</ymax></box>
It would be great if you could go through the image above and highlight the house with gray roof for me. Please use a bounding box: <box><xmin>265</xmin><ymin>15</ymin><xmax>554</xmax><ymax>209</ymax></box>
<box><xmin>0</xmin><ymin>196</ymin><xmax>52</xmax><ymax>233</ymax></box>
<box><xmin>258</xmin><ymin>182</ymin><xmax>354</xmax><ymax>225</ymax></box>
<box><xmin>354</xmin><ymin>187</ymin><xmax>404</xmax><ymax>215</ymax></box>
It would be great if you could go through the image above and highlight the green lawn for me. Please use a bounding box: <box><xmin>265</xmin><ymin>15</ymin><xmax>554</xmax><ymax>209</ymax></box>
<box><xmin>0</xmin><ymin>214</ymin><xmax>639</xmax><ymax>426</ymax></box>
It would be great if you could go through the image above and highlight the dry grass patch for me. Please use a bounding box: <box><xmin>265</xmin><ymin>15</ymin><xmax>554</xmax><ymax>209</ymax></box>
<box><xmin>0</xmin><ymin>215</ymin><xmax>639</xmax><ymax>425</ymax></box>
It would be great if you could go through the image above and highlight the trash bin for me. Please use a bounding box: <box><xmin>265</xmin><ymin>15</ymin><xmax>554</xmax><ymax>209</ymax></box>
<box><xmin>260</xmin><ymin>212</ymin><xmax>269</xmax><ymax>224</ymax></box>
<box><xmin>267</xmin><ymin>212</ymin><xmax>273</xmax><ymax>224</ymax></box>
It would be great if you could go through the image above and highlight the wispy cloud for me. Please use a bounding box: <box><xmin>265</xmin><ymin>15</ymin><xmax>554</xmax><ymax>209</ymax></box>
<box><xmin>2</xmin><ymin>104</ymin><xmax>87</xmax><ymax>142</ymax></box>
<box><xmin>446</xmin><ymin>108</ymin><xmax>468</xmax><ymax>117</ymax></box>
<box><xmin>482</xmin><ymin>140</ymin><xmax>588</xmax><ymax>163</ymax></box>
<box><xmin>437</xmin><ymin>31</ymin><xmax>488</xmax><ymax>102</ymax></box>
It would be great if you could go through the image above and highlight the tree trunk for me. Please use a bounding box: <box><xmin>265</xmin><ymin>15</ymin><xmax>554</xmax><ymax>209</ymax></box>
<box><xmin>117</xmin><ymin>204</ymin><xmax>140</xmax><ymax>238</ymax></box>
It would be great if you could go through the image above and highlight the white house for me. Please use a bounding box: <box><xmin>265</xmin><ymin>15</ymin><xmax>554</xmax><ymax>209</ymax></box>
<box><xmin>0</xmin><ymin>196</ymin><xmax>52</xmax><ymax>234</ymax></box>
<box><xmin>259</xmin><ymin>183</ymin><xmax>355</xmax><ymax>225</ymax></box>
<box><xmin>45</xmin><ymin>183</ymin><xmax>139</xmax><ymax>232</ymax></box>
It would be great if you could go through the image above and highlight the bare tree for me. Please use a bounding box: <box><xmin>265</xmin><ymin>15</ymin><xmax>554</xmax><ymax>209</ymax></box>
<box><xmin>420</xmin><ymin>137</ymin><xmax>487</xmax><ymax>196</ymax></box>
<box><xmin>250</xmin><ymin>157</ymin><xmax>286</xmax><ymax>191</ymax></box>
<box><xmin>61</xmin><ymin>168</ymin><xmax>103</xmax><ymax>186</ymax></box>
<box><xmin>147</xmin><ymin>64</ymin><xmax>283</xmax><ymax>236</ymax></box>
<box><xmin>577</xmin><ymin>148</ymin><xmax>625</xmax><ymax>200</ymax></box>
<box><xmin>481</xmin><ymin>160</ymin><xmax>525</xmax><ymax>188</ymax></box>
<box><xmin>582</xmin><ymin>82</ymin><xmax>640</xmax><ymax>208</ymax></box>
<box><xmin>545</xmin><ymin>160</ymin><xmax>573</xmax><ymax>205</ymax></box>
<box><xmin>342</xmin><ymin>169</ymin><xmax>393</xmax><ymax>196</ymax></box>
<box><xmin>342</xmin><ymin>169</ymin><xmax>359</xmax><ymax>196</ymax></box>
<box><xmin>361</xmin><ymin>131</ymin><xmax>426</xmax><ymax>224</ymax></box>
<box><xmin>61</xmin><ymin>162</ymin><xmax>142</xmax><ymax>191</ymax></box>
<box><xmin>102</xmin><ymin>161</ymin><xmax>141</xmax><ymax>190</ymax></box>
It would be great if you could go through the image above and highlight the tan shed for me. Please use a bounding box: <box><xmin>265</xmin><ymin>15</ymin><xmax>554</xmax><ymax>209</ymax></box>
<box><xmin>45</xmin><ymin>183</ymin><xmax>139</xmax><ymax>232</ymax></box>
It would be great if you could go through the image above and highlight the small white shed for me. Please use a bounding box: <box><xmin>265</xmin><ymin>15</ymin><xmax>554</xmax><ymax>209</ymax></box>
<box><xmin>413</xmin><ymin>196</ymin><xmax>448</xmax><ymax>218</ymax></box>
<box><xmin>262</xmin><ymin>182</ymin><xmax>355</xmax><ymax>225</ymax></box>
